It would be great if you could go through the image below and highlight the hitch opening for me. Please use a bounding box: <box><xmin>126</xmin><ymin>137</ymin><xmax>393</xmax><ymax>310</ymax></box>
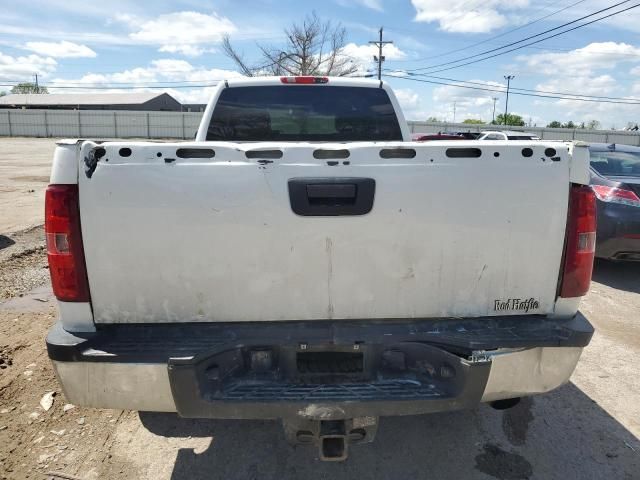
<box><xmin>321</xmin><ymin>436</ymin><xmax>347</xmax><ymax>461</ymax></box>
<box><xmin>319</xmin><ymin>420</ymin><xmax>348</xmax><ymax>461</ymax></box>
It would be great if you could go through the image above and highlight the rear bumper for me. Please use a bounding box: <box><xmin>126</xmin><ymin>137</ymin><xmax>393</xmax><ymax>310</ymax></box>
<box><xmin>596</xmin><ymin>200</ymin><xmax>640</xmax><ymax>260</ymax></box>
<box><xmin>596</xmin><ymin>236</ymin><xmax>640</xmax><ymax>260</ymax></box>
<box><xmin>47</xmin><ymin>314</ymin><xmax>593</xmax><ymax>418</ymax></box>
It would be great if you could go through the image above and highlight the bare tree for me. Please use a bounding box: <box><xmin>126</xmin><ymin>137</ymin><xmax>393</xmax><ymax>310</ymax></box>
<box><xmin>223</xmin><ymin>13</ymin><xmax>359</xmax><ymax>77</ymax></box>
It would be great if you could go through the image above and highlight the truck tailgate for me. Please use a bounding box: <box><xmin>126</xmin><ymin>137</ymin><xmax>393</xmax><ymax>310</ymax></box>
<box><xmin>78</xmin><ymin>141</ymin><xmax>571</xmax><ymax>324</ymax></box>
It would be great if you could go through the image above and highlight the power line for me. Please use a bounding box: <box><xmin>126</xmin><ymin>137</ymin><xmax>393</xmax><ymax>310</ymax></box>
<box><xmin>407</xmin><ymin>0</ymin><xmax>589</xmax><ymax>63</ymax></box>
<box><xmin>407</xmin><ymin>0</ymin><xmax>632</xmax><ymax>72</ymax></box>
<box><xmin>4</xmin><ymin>70</ymin><xmax>638</xmax><ymax>103</ymax></box>
<box><xmin>500</xmin><ymin>43</ymin><xmax>640</xmax><ymax>57</ymax></box>
<box><xmin>407</xmin><ymin>2</ymin><xmax>640</xmax><ymax>75</ymax></box>
<box><xmin>393</xmin><ymin>72</ymin><xmax>640</xmax><ymax>102</ymax></box>
<box><xmin>382</xmin><ymin>74</ymin><xmax>640</xmax><ymax>105</ymax></box>
<box><xmin>392</xmin><ymin>42</ymin><xmax>640</xmax><ymax>65</ymax></box>
<box><xmin>405</xmin><ymin>0</ymin><xmax>636</xmax><ymax>73</ymax></box>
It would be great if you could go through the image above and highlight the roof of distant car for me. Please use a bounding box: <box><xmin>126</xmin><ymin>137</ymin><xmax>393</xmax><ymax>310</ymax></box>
<box><xmin>480</xmin><ymin>130</ymin><xmax>539</xmax><ymax>137</ymax></box>
<box><xmin>588</xmin><ymin>143</ymin><xmax>640</xmax><ymax>153</ymax></box>
<box><xmin>412</xmin><ymin>133</ymin><xmax>465</xmax><ymax>141</ymax></box>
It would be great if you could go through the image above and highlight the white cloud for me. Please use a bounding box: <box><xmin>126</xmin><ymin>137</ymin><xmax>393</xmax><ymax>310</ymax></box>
<box><xmin>394</xmin><ymin>87</ymin><xmax>430</xmax><ymax>120</ymax></box>
<box><xmin>49</xmin><ymin>59</ymin><xmax>243</xmax><ymax>104</ymax></box>
<box><xmin>158</xmin><ymin>45</ymin><xmax>214</xmax><ymax>57</ymax></box>
<box><xmin>0</xmin><ymin>23</ymin><xmax>133</xmax><ymax>46</ymax></box>
<box><xmin>395</xmin><ymin>87</ymin><xmax>419</xmax><ymax>109</ymax></box>
<box><xmin>12</xmin><ymin>0</ymin><xmax>143</xmax><ymax>19</ymax></box>
<box><xmin>23</xmin><ymin>40</ymin><xmax>96</xmax><ymax>58</ymax></box>
<box><xmin>125</xmin><ymin>11</ymin><xmax>236</xmax><ymax>56</ymax></box>
<box><xmin>112</xmin><ymin>13</ymin><xmax>139</xmax><ymax>28</ymax></box>
<box><xmin>532</xmin><ymin>73</ymin><xmax>639</xmax><ymax>125</ymax></box>
<box><xmin>0</xmin><ymin>51</ymin><xmax>57</xmax><ymax>80</ymax></box>
<box><xmin>430</xmin><ymin>79</ymin><xmax>506</xmax><ymax>122</ymax></box>
<box><xmin>336</xmin><ymin>0</ymin><xmax>383</xmax><ymax>11</ymax></box>
<box><xmin>341</xmin><ymin>43</ymin><xmax>407</xmax><ymax>74</ymax></box>
<box><xmin>510</xmin><ymin>42</ymin><xmax>640</xmax><ymax>126</ymax></box>
<box><xmin>536</xmin><ymin>75</ymin><xmax>618</xmax><ymax>97</ymax></box>
<box><xmin>433</xmin><ymin>80</ymin><xmax>504</xmax><ymax>106</ymax></box>
<box><xmin>411</xmin><ymin>0</ymin><xmax>529</xmax><ymax>33</ymax></box>
<box><xmin>343</xmin><ymin>43</ymin><xmax>406</xmax><ymax>62</ymax></box>
<box><xmin>385</xmin><ymin>70</ymin><xmax>409</xmax><ymax>77</ymax></box>
<box><xmin>517</xmin><ymin>42</ymin><xmax>640</xmax><ymax>75</ymax></box>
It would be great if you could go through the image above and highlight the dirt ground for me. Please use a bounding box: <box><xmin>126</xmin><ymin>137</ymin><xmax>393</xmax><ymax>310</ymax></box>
<box><xmin>0</xmin><ymin>138</ymin><xmax>56</xmax><ymax>234</ymax></box>
<box><xmin>0</xmin><ymin>138</ymin><xmax>639</xmax><ymax>480</ymax></box>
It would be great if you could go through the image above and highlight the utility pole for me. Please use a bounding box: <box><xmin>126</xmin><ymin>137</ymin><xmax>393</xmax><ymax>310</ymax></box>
<box><xmin>34</xmin><ymin>73</ymin><xmax>39</xmax><ymax>94</ymax></box>
<box><xmin>453</xmin><ymin>101</ymin><xmax>457</xmax><ymax>123</ymax></box>
<box><xmin>492</xmin><ymin>97</ymin><xmax>498</xmax><ymax>124</ymax></box>
<box><xmin>369</xmin><ymin>27</ymin><xmax>393</xmax><ymax>80</ymax></box>
<box><xmin>503</xmin><ymin>75</ymin><xmax>515</xmax><ymax>126</ymax></box>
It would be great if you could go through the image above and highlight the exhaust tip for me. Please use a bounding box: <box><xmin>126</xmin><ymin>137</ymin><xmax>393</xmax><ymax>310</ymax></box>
<box><xmin>490</xmin><ymin>397</ymin><xmax>522</xmax><ymax>410</ymax></box>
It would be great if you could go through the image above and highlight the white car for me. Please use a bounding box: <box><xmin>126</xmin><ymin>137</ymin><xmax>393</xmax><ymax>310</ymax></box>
<box><xmin>46</xmin><ymin>76</ymin><xmax>594</xmax><ymax>461</ymax></box>
<box><xmin>478</xmin><ymin>130</ymin><xmax>540</xmax><ymax>141</ymax></box>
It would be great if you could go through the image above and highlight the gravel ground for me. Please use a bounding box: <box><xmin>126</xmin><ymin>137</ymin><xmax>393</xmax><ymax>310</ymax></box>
<box><xmin>0</xmin><ymin>137</ymin><xmax>638</xmax><ymax>480</ymax></box>
<box><xmin>0</xmin><ymin>227</ymin><xmax>47</xmax><ymax>300</ymax></box>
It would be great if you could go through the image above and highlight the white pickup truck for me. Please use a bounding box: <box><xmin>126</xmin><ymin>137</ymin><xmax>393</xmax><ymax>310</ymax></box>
<box><xmin>46</xmin><ymin>76</ymin><xmax>595</xmax><ymax>461</ymax></box>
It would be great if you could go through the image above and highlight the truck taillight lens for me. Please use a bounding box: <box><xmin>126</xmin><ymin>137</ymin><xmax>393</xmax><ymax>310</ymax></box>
<box><xmin>560</xmin><ymin>185</ymin><xmax>597</xmax><ymax>298</ymax></box>
<box><xmin>45</xmin><ymin>184</ymin><xmax>90</xmax><ymax>302</ymax></box>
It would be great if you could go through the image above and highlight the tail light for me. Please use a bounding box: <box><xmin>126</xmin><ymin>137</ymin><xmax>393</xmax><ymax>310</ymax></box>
<box><xmin>559</xmin><ymin>185</ymin><xmax>597</xmax><ymax>298</ymax></box>
<box><xmin>280</xmin><ymin>76</ymin><xmax>329</xmax><ymax>84</ymax></box>
<box><xmin>592</xmin><ymin>184</ymin><xmax>640</xmax><ymax>207</ymax></box>
<box><xmin>45</xmin><ymin>184</ymin><xmax>90</xmax><ymax>302</ymax></box>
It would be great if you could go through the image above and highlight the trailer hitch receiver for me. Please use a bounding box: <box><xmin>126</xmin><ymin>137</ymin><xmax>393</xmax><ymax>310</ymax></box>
<box><xmin>283</xmin><ymin>416</ymin><xmax>378</xmax><ymax>461</ymax></box>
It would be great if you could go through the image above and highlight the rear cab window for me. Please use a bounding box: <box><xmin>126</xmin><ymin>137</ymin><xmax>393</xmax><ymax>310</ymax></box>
<box><xmin>206</xmin><ymin>86</ymin><xmax>403</xmax><ymax>142</ymax></box>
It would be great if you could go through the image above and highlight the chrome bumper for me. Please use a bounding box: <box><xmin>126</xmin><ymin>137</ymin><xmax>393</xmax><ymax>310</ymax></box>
<box><xmin>48</xmin><ymin>315</ymin><xmax>592</xmax><ymax>415</ymax></box>
<box><xmin>52</xmin><ymin>346</ymin><xmax>584</xmax><ymax>413</ymax></box>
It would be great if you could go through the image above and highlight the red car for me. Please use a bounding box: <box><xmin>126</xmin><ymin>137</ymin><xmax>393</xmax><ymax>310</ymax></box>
<box><xmin>411</xmin><ymin>133</ymin><xmax>466</xmax><ymax>141</ymax></box>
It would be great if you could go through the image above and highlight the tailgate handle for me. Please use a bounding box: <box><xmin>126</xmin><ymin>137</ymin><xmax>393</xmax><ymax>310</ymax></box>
<box><xmin>306</xmin><ymin>184</ymin><xmax>356</xmax><ymax>201</ymax></box>
<box><xmin>289</xmin><ymin>178</ymin><xmax>375</xmax><ymax>216</ymax></box>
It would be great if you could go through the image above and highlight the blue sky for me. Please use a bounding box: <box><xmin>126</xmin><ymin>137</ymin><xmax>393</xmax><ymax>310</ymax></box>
<box><xmin>1</xmin><ymin>0</ymin><xmax>639</xmax><ymax>127</ymax></box>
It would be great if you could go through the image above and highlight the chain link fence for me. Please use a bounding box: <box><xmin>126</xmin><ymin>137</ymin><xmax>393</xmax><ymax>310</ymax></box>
<box><xmin>1</xmin><ymin>109</ymin><xmax>639</xmax><ymax>146</ymax></box>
